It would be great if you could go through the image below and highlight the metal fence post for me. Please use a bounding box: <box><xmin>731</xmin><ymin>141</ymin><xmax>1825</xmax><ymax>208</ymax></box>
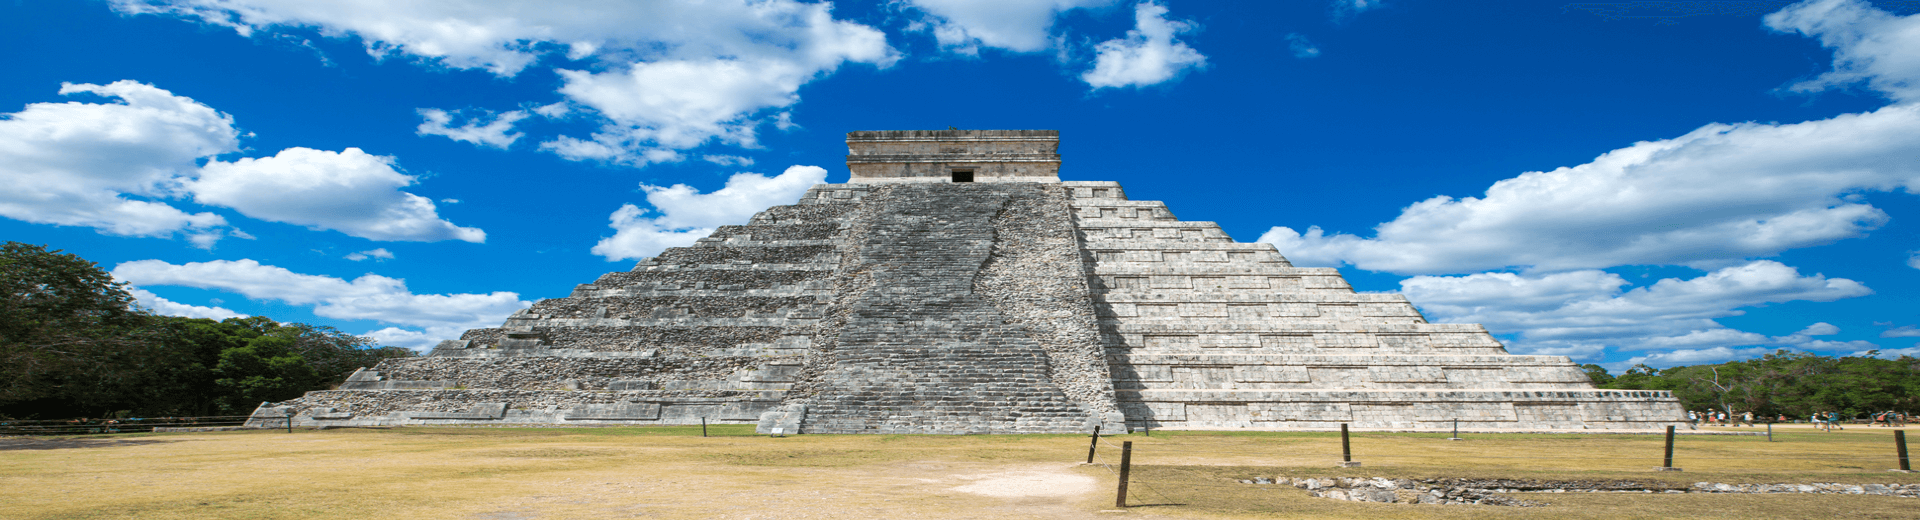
<box><xmin>1897</xmin><ymin>430</ymin><xmax>1912</xmax><ymax>472</ymax></box>
<box><xmin>1339</xmin><ymin>423</ymin><xmax>1360</xmax><ymax>467</ymax></box>
<box><xmin>284</xmin><ymin>409</ymin><xmax>293</xmax><ymax>434</ymax></box>
<box><xmin>1115</xmin><ymin>441</ymin><xmax>1132</xmax><ymax>508</ymax></box>
<box><xmin>1087</xmin><ymin>425</ymin><xmax>1100</xmax><ymax>463</ymax></box>
<box><xmin>701</xmin><ymin>416</ymin><xmax>708</xmax><ymax>437</ymax></box>
<box><xmin>1655</xmin><ymin>425</ymin><xmax>1682</xmax><ymax>471</ymax></box>
<box><xmin>1341</xmin><ymin>423</ymin><xmax>1350</xmax><ymax>462</ymax></box>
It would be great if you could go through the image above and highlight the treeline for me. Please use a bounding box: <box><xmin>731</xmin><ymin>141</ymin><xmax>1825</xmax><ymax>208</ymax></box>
<box><xmin>1582</xmin><ymin>351</ymin><xmax>1920</xmax><ymax>419</ymax></box>
<box><xmin>1</xmin><ymin>242</ymin><xmax>413</xmax><ymax>419</ymax></box>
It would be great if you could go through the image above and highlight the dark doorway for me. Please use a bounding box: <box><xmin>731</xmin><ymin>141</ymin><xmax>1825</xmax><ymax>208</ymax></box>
<box><xmin>951</xmin><ymin>170</ymin><xmax>974</xmax><ymax>182</ymax></box>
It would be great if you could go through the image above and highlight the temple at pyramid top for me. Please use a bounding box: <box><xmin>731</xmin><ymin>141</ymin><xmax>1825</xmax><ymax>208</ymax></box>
<box><xmin>846</xmin><ymin>129</ymin><xmax>1061</xmax><ymax>183</ymax></box>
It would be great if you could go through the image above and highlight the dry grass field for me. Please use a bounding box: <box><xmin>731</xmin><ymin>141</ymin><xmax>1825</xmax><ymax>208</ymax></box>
<box><xmin>1</xmin><ymin>424</ymin><xmax>1914</xmax><ymax>519</ymax></box>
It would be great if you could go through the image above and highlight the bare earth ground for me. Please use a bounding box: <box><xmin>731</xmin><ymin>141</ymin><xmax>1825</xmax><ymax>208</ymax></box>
<box><xmin>0</xmin><ymin>424</ymin><xmax>1914</xmax><ymax>519</ymax></box>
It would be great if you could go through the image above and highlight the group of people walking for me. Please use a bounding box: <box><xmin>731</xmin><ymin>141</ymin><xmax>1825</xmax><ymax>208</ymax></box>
<box><xmin>1687</xmin><ymin>409</ymin><xmax>1911</xmax><ymax>430</ymax></box>
<box><xmin>1812</xmin><ymin>411</ymin><xmax>1846</xmax><ymax>432</ymax></box>
<box><xmin>1689</xmin><ymin>412</ymin><xmax>1912</xmax><ymax>431</ymax></box>
<box><xmin>1689</xmin><ymin>409</ymin><xmax>1756</xmax><ymax>426</ymax></box>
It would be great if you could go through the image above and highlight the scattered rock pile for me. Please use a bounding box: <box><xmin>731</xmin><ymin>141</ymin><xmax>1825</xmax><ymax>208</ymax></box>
<box><xmin>1238</xmin><ymin>477</ymin><xmax>1546</xmax><ymax>506</ymax></box>
<box><xmin>1235</xmin><ymin>476</ymin><xmax>1920</xmax><ymax>506</ymax></box>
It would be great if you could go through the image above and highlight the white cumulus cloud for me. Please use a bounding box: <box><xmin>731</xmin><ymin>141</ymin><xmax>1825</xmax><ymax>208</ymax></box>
<box><xmin>113</xmin><ymin>258</ymin><xmax>529</xmax><ymax>350</ymax></box>
<box><xmin>1400</xmin><ymin>261</ymin><xmax>1873</xmax><ymax>362</ymax></box>
<box><xmin>416</xmin><ymin>108</ymin><xmax>527</xmax><ymax>149</ymax></box>
<box><xmin>904</xmin><ymin>0</ymin><xmax>1118</xmax><ymax>54</ymax></box>
<box><xmin>1082</xmin><ymin>2</ymin><xmax>1208</xmax><ymax>89</ymax></box>
<box><xmin>127</xmin><ymin>287</ymin><xmax>246</xmax><ymax>320</ymax></box>
<box><xmin>192</xmin><ymin>147</ymin><xmax>485</xmax><ymax>243</ymax></box>
<box><xmin>1766</xmin><ymin>0</ymin><xmax>1920</xmax><ymax>103</ymax></box>
<box><xmin>545</xmin><ymin>57</ymin><xmax>815</xmax><ymax>164</ymax></box>
<box><xmin>115</xmin><ymin>0</ymin><xmax>899</xmax><ymax>166</ymax></box>
<box><xmin>1260</xmin><ymin>0</ymin><xmax>1920</xmax><ymax>275</ymax></box>
<box><xmin>592</xmin><ymin>165</ymin><xmax>826</xmax><ymax>261</ymax></box>
<box><xmin>345</xmin><ymin>248</ymin><xmax>394</xmax><ymax>261</ymax></box>
<box><xmin>1260</xmin><ymin>103</ymin><xmax>1920</xmax><ymax>275</ymax></box>
<box><xmin>1618</xmin><ymin>347</ymin><xmax>1775</xmax><ymax>370</ymax></box>
<box><xmin>0</xmin><ymin>81</ymin><xmax>234</xmax><ymax>242</ymax></box>
<box><xmin>0</xmin><ymin>80</ymin><xmax>483</xmax><ymax>246</ymax></box>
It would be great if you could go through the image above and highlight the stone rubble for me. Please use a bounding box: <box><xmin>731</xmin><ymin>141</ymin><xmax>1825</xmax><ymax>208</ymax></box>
<box><xmin>1233</xmin><ymin>476</ymin><xmax>1920</xmax><ymax>506</ymax></box>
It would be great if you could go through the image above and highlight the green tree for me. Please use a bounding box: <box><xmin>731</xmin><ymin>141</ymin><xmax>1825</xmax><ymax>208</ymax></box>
<box><xmin>1597</xmin><ymin>351</ymin><xmax>1920</xmax><ymax>420</ymax></box>
<box><xmin>1579</xmin><ymin>364</ymin><xmax>1615</xmax><ymax>386</ymax></box>
<box><xmin>272</xmin><ymin>322</ymin><xmax>413</xmax><ymax>385</ymax></box>
<box><xmin>213</xmin><ymin>334</ymin><xmax>321</xmax><ymax>413</ymax></box>
<box><xmin>138</xmin><ymin>316</ymin><xmax>269</xmax><ymax>416</ymax></box>
<box><xmin>1602</xmin><ymin>364</ymin><xmax>1671</xmax><ymax>391</ymax></box>
<box><xmin>0</xmin><ymin>242</ymin><xmax>157</xmax><ymax>416</ymax></box>
<box><xmin>1</xmin><ymin>241</ymin><xmax>416</xmax><ymax>418</ymax></box>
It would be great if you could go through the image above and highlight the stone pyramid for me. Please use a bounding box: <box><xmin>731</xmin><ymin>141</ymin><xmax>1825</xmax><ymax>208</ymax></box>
<box><xmin>252</xmin><ymin>130</ymin><xmax>1685</xmax><ymax>433</ymax></box>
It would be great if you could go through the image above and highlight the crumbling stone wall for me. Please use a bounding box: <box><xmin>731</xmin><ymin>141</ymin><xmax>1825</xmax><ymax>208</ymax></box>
<box><xmin>374</xmin><ymin>356</ymin><xmax>768</xmax><ymax>389</ymax></box>
<box><xmin>710</xmin><ymin>223</ymin><xmax>841</xmax><ymax>241</ymax></box>
<box><xmin>592</xmin><ymin>269</ymin><xmax>829</xmax><ymax>290</ymax></box>
<box><xmin>283</xmin><ymin>389</ymin><xmax>759</xmax><ymax>415</ymax></box>
<box><xmin>653</xmin><ymin>245</ymin><xmax>835</xmax><ymax>265</ymax></box>
<box><xmin>528</xmin><ymin>296</ymin><xmax>816</xmax><ymax>319</ymax></box>
<box><xmin>459</xmin><ymin>326</ymin><xmax>786</xmax><ymax>351</ymax></box>
<box><xmin>750</xmin><ymin>204</ymin><xmax>855</xmax><ymax>225</ymax></box>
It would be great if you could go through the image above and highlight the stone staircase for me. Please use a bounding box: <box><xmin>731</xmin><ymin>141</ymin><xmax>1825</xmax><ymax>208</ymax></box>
<box><xmin>1061</xmin><ymin>181</ymin><xmax>1684</xmax><ymax>430</ymax></box>
<box><xmin>794</xmin><ymin>184</ymin><xmax>1108</xmax><ymax>434</ymax></box>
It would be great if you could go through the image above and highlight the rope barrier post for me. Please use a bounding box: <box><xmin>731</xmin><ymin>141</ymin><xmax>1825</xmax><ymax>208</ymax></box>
<box><xmin>1450</xmin><ymin>418</ymin><xmax>1462</xmax><ymax>441</ymax></box>
<box><xmin>1339</xmin><ymin>423</ymin><xmax>1360</xmax><ymax>467</ymax></box>
<box><xmin>1896</xmin><ymin>430</ymin><xmax>1913</xmax><ymax>473</ymax></box>
<box><xmin>1087</xmin><ymin>425</ymin><xmax>1100</xmax><ymax>464</ymax></box>
<box><xmin>1655</xmin><ymin>425</ymin><xmax>1682</xmax><ymax>471</ymax></box>
<box><xmin>701</xmin><ymin>416</ymin><xmax>708</xmax><ymax>438</ymax></box>
<box><xmin>284</xmin><ymin>409</ymin><xmax>293</xmax><ymax>434</ymax></box>
<box><xmin>1767</xmin><ymin>421</ymin><xmax>1773</xmax><ymax>442</ymax></box>
<box><xmin>1115</xmin><ymin>441</ymin><xmax>1132</xmax><ymax>508</ymax></box>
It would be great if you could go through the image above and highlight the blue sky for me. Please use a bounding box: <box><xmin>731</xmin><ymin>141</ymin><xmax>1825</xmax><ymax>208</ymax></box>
<box><xmin>4</xmin><ymin>0</ymin><xmax>1917</xmax><ymax>369</ymax></box>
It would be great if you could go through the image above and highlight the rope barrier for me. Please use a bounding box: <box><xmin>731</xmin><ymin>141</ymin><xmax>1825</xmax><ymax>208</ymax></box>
<box><xmin>0</xmin><ymin>416</ymin><xmax>260</xmax><ymax>435</ymax></box>
<box><xmin>1094</xmin><ymin>436</ymin><xmax>1894</xmax><ymax>461</ymax></box>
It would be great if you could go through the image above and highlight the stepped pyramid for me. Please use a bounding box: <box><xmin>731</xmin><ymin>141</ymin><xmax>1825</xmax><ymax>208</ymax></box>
<box><xmin>252</xmin><ymin>130</ymin><xmax>1685</xmax><ymax>433</ymax></box>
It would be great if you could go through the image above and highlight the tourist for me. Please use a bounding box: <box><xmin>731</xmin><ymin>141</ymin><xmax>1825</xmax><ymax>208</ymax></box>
<box><xmin>1814</xmin><ymin>412</ymin><xmax>1828</xmax><ymax>432</ymax></box>
<box><xmin>1688</xmin><ymin>410</ymin><xmax>1698</xmax><ymax>426</ymax></box>
<box><xmin>1742</xmin><ymin>411</ymin><xmax>1754</xmax><ymax>427</ymax></box>
<box><xmin>1875</xmin><ymin>411</ymin><xmax>1888</xmax><ymax>427</ymax></box>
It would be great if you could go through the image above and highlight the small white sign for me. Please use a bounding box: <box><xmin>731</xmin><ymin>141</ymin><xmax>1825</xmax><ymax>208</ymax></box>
<box><xmin>771</xmin><ymin>427</ymin><xmax>784</xmax><ymax>434</ymax></box>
